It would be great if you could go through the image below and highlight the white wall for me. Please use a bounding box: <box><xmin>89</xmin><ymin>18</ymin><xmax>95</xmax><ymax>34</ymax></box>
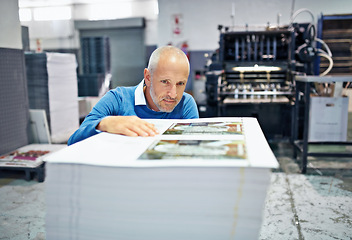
<box><xmin>158</xmin><ymin>0</ymin><xmax>352</xmax><ymax>50</ymax></box>
<box><xmin>73</xmin><ymin>1</ymin><xmax>158</xmax><ymax>46</ymax></box>
<box><xmin>20</xmin><ymin>0</ymin><xmax>352</xmax><ymax>51</ymax></box>
<box><xmin>0</xmin><ymin>0</ymin><xmax>22</xmax><ymax>49</ymax></box>
<box><xmin>23</xmin><ymin>19</ymin><xmax>77</xmax><ymax>49</ymax></box>
<box><xmin>21</xmin><ymin>0</ymin><xmax>158</xmax><ymax>50</ymax></box>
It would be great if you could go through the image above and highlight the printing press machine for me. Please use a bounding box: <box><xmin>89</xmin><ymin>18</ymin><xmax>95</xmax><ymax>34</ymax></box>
<box><xmin>205</xmin><ymin>23</ymin><xmax>317</xmax><ymax>140</ymax></box>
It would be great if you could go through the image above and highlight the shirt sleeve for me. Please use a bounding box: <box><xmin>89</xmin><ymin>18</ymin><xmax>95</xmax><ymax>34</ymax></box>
<box><xmin>67</xmin><ymin>91</ymin><xmax>119</xmax><ymax>145</ymax></box>
<box><xmin>182</xmin><ymin>94</ymin><xmax>199</xmax><ymax>119</ymax></box>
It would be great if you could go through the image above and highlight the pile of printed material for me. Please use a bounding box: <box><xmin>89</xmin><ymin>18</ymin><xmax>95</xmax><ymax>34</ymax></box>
<box><xmin>0</xmin><ymin>144</ymin><xmax>64</xmax><ymax>169</ymax></box>
<box><xmin>45</xmin><ymin>118</ymin><xmax>278</xmax><ymax>240</ymax></box>
<box><xmin>0</xmin><ymin>48</ymin><xmax>66</xmax><ymax>181</ymax></box>
<box><xmin>25</xmin><ymin>52</ymin><xmax>79</xmax><ymax>143</ymax></box>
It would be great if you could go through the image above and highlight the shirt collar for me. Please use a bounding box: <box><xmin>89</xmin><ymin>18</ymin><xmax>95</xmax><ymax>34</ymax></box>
<box><xmin>135</xmin><ymin>79</ymin><xmax>147</xmax><ymax>106</ymax></box>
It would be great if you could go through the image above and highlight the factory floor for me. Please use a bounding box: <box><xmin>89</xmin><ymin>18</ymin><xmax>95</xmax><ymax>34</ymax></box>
<box><xmin>0</xmin><ymin>142</ymin><xmax>351</xmax><ymax>240</ymax></box>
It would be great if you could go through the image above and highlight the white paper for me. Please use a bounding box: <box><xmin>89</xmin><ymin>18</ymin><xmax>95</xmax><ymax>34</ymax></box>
<box><xmin>45</xmin><ymin>117</ymin><xmax>278</xmax><ymax>169</ymax></box>
<box><xmin>0</xmin><ymin>144</ymin><xmax>65</xmax><ymax>168</ymax></box>
<box><xmin>309</xmin><ymin>97</ymin><xmax>349</xmax><ymax>142</ymax></box>
<box><xmin>46</xmin><ymin>52</ymin><xmax>79</xmax><ymax>143</ymax></box>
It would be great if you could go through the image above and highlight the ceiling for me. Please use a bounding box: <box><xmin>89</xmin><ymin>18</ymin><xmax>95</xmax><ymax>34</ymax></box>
<box><xmin>19</xmin><ymin>0</ymin><xmax>148</xmax><ymax>8</ymax></box>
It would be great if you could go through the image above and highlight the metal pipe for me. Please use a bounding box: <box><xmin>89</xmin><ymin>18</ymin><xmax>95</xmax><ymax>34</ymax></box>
<box><xmin>254</xmin><ymin>35</ymin><xmax>258</xmax><ymax>61</ymax></box>
<box><xmin>235</xmin><ymin>38</ymin><xmax>239</xmax><ymax>61</ymax></box>
<box><xmin>266</xmin><ymin>36</ymin><xmax>270</xmax><ymax>61</ymax></box>
<box><xmin>247</xmin><ymin>35</ymin><xmax>251</xmax><ymax>61</ymax></box>
<box><xmin>260</xmin><ymin>35</ymin><xmax>264</xmax><ymax>60</ymax></box>
<box><xmin>273</xmin><ymin>37</ymin><xmax>277</xmax><ymax>60</ymax></box>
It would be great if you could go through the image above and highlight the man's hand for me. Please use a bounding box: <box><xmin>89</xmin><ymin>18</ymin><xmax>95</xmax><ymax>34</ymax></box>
<box><xmin>96</xmin><ymin>116</ymin><xmax>159</xmax><ymax>137</ymax></box>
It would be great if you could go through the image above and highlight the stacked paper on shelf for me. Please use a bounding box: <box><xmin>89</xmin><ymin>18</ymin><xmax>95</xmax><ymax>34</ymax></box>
<box><xmin>45</xmin><ymin>117</ymin><xmax>278</xmax><ymax>240</ymax></box>
<box><xmin>25</xmin><ymin>52</ymin><xmax>79</xmax><ymax>143</ymax></box>
<box><xmin>0</xmin><ymin>144</ymin><xmax>65</xmax><ymax>169</ymax></box>
<box><xmin>0</xmin><ymin>48</ymin><xmax>67</xmax><ymax>181</ymax></box>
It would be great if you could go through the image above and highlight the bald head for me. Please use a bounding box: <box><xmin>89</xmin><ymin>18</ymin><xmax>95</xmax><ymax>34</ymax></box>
<box><xmin>147</xmin><ymin>46</ymin><xmax>190</xmax><ymax>77</ymax></box>
<box><xmin>143</xmin><ymin>45</ymin><xmax>190</xmax><ymax>112</ymax></box>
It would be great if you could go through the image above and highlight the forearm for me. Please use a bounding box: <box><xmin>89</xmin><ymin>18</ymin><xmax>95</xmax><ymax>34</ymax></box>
<box><xmin>67</xmin><ymin>118</ymin><xmax>102</xmax><ymax>145</ymax></box>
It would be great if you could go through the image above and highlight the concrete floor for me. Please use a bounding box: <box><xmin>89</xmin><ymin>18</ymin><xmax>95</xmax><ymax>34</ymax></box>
<box><xmin>0</xmin><ymin>142</ymin><xmax>352</xmax><ymax>240</ymax></box>
<box><xmin>261</xmin><ymin>141</ymin><xmax>352</xmax><ymax>240</ymax></box>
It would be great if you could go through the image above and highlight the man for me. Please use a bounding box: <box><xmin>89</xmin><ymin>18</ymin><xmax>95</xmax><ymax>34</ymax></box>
<box><xmin>68</xmin><ymin>46</ymin><xmax>199</xmax><ymax>145</ymax></box>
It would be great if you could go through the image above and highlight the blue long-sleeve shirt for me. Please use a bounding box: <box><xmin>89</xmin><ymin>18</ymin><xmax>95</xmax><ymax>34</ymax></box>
<box><xmin>68</xmin><ymin>80</ymin><xmax>199</xmax><ymax>145</ymax></box>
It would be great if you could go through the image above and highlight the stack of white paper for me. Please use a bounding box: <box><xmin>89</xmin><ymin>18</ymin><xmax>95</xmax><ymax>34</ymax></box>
<box><xmin>0</xmin><ymin>144</ymin><xmax>65</xmax><ymax>168</ymax></box>
<box><xmin>0</xmin><ymin>144</ymin><xmax>65</xmax><ymax>182</ymax></box>
<box><xmin>25</xmin><ymin>52</ymin><xmax>79</xmax><ymax>143</ymax></box>
<box><xmin>45</xmin><ymin>117</ymin><xmax>278</xmax><ymax>240</ymax></box>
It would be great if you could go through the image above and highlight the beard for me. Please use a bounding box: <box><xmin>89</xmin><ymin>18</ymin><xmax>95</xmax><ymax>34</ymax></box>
<box><xmin>149</xmin><ymin>82</ymin><xmax>180</xmax><ymax>113</ymax></box>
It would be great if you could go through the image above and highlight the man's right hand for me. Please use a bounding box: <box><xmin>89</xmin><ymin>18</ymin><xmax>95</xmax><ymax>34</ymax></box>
<box><xmin>96</xmin><ymin>116</ymin><xmax>159</xmax><ymax>137</ymax></box>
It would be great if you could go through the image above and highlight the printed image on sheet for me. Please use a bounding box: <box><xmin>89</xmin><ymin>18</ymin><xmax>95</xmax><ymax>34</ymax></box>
<box><xmin>163</xmin><ymin>122</ymin><xmax>244</xmax><ymax>135</ymax></box>
<box><xmin>138</xmin><ymin>139</ymin><xmax>247</xmax><ymax>160</ymax></box>
<box><xmin>0</xmin><ymin>150</ymin><xmax>50</xmax><ymax>167</ymax></box>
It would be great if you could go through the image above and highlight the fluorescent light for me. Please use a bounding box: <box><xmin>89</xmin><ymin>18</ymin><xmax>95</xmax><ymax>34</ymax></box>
<box><xmin>232</xmin><ymin>65</ymin><xmax>282</xmax><ymax>72</ymax></box>
<box><xmin>153</xmin><ymin>1</ymin><xmax>159</xmax><ymax>15</ymax></box>
<box><xmin>19</xmin><ymin>8</ymin><xmax>32</xmax><ymax>22</ymax></box>
<box><xmin>19</xmin><ymin>0</ymin><xmax>72</xmax><ymax>8</ymax></box>
<box><xmin>88</xmin><ymin>2</ymin><xmax>132</xmax><ymax>20</ymax></box>
<box><xmin>33</xmin><ymin>6</ymin><xmax>71</xmax><ymax>21</ymax></box>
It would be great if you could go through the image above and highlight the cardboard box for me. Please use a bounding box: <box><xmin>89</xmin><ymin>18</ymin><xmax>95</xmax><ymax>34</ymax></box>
<box><xmin>308</xmin><ymin>97</ymin><xmax>349</xmax><ymax>142</ymax></box>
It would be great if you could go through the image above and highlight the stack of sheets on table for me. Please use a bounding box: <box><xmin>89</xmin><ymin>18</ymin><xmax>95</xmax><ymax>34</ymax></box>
<box><xmin>45</xmin><ymin>117</ymin><xmax>278</xmax><ymax>240</ymax></box>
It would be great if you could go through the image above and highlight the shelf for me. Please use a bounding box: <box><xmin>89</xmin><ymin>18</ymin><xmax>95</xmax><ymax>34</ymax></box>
<box><xmin>295</xmin><ymin>75</ymin><xmax>352</xmax><ymax>83</ymax></box>
<box><xmin>292</xmin><ymin>77</ymin><xmax>352</xmax><ymax>173</ymax></box>
<box><xmin>294</xmin><ymin>140</ymin><xmax>352</xmax><ymax>158</ymax></box>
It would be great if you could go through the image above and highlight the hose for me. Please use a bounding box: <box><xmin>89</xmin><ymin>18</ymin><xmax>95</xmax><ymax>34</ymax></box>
<box><xmin>318</xmin><ymin>53</ymin><xmax>333</xmax><ymax>76</ymax></box>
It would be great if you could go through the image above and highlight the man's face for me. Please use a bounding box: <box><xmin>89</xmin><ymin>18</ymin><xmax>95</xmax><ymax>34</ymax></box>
<box><xmin>145</xmin><ymin>55</ymin><xmax>189</xmax><ymax>112</ymax></box>
<box><xmin>149</xmin><ymin>77</ymin><xmax>187</xmax><ymax>113</ymax></box>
